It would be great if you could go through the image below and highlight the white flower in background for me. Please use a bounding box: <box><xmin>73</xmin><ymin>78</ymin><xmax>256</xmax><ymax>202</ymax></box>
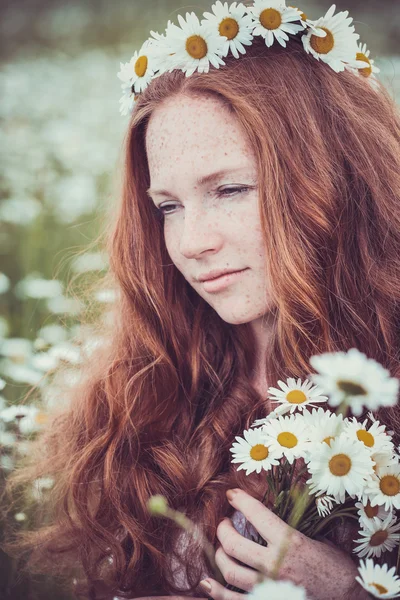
<box><xmin>48</xmin><ymin>342</ymin><xmax>81</xmax><ymax>365</ymax></box>
<box><xmin>0</xmin><ymin>197</ymin><xmax>42</xmax><ymax>226</ymax></box>
<box><xmin>117</xmin><ymin>39</ymin><xmax>156</xmax><ymax>94</ymax></box>
<box><xmin>0</xmin><ymin>273</ymin><xmax>10</xmax><ymax>294</ymax></box>
<box><xmin>46</xmin><ymin>295</ymin><xmax>83</xmax><ymax>315</ymax></box>
<box><xmin>353</xmin><ymin>513</ymin><xmax>400</xmax><ymax>559</ymax></box>
<box><xmin>267</xmin><ymin>377</ymin><xmax>328</xmax><ymax>416</ymax></box>
<box><xmin>316</xmin><ymin>494</ymin><xmax>336</xmax><ymax>517</ymax></box>
<box><xmin>356</xmin><ymin>500</ymin><xmax>392</xmax><ymax>529</ymax></box>
<box><xmin>0</xmin><ymin>362</ymin><xmax>43</xmax><ymax>385</ymax></box>
<box><xmin>301</xmin><ymin>407</ymin><xmax>346</xmax><ymax>451</ymax></box>
<box><xmin>261</xmin><ymin>413</ymin><xmax>310</xmax><ymax>464</ymax></box>
<box><xmin>248</xmin><ymin>0</ymin><xmax>304</xmax><ymax>48</ymax></box>
<box><xmin>307</xmin><ymin>432</ymin><xmax>375</xmax><ymax>503</ymax></box>
<box><xmin>71</xmin><ymin>252</ymin><xmax>108</xmax><ymax>273</ymax></box>
<box><xmin>356</xmin><ymin>558</ymin><xmax>400</xmax><ymax>598</ymax></box>
<box><xmin>51</xmin><ymin>173</ymin><xmax>97</xmax><ymax>224</ymax></box>
<box><xmin>301</xmin><ymin>4</ymin><xmax>367</xmax><ymax>73</ymax></box>
<box><xmin>364</xmin><ymin>463</ymin><xmax>400</xmax><ymax>512</ymax></box>
<box><xmin>0</xmin><ymin>378</ymin><xmax>5</xmax><ymax>391</ymax></box>
<box><xmin>230</xmin><ymin>427</ymin><xmax>281</xmax><ymax>475</ymax></box>
<box><xmin>344</xmin><ymin>417</ymin><xmax>394</xmax><ymax>456</ymax></box>
<box><xmin>0</xmin><ymin>404</ymin><xmax>47</xmax><ymax>434</ymax></box>
<box><xmin>201</xmin><ymin>1</ymin><xmax>254</xmax><ymax>59</ymax></box>
<box><xmin>37</xmin><ymin>324</ymin><xmax>68</xmax><ymax>345</ymax></box>
<box><xmin>0</xmin><ymin>430</ymin><xmax>16</xmax><ymax>447</ymax></box>
<box><xmin>0</xmin><ymin>338</ymin><xmax>32</xmax><ymax>362</ymax></box>
<box><xmin>247</xmin><ymin>577</ymin><xmax>308</xmax><ymax>599</ymax></box>
<box><xmin>1</xmin><ymin>455</ymin><xmax>14</xmax><ymax>471</ymax></box>
<box><xmin>309</xmin><ymin>348</ymin><xmax>399</xmax><ymax>416</ymax></box>
<box><xmin>31</xmin><ymin>476</ymin><xmax>55</xmax><ymax>501</ymax></box>
<box><xmin>14</xmin><ymin>512</ymin><xmax>27</xmax><ymax>522</ymax></box>
<box><xmin>15</xmin><ymin>275</ymin><xmax>63</xmax><ymax>300</ymax></box>
<box><xmin>94</xmin><ymin>288</ymin><xmax>117</xmax><ymax>303</ymax></box>
<box><xmin>164</xmin><ymin>12</ymin><xmax>227</xmax><ymax>76</ymax></box>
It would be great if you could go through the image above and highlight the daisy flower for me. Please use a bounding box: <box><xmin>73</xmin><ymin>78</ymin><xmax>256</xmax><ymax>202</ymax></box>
<box><xmin>201</xmin><ymin>1</ymin><xmax>254</xmax><ymax>59</ymax></box>
<box><xmin>117</xmin><ymin>39</ymin><xmax>156</xmax><ymax>95</ymax></box>
<box><xmin>309</xmin><ymin>348</ymin><xmax>399</xmax><ymax>416</ymax></box>
<box><xmin>301</xmin><ymin>407</ymin><xmax>346</xmax><ymax>452</ymax></box>
<box><xmin>365</xmin><ymin>463</ymin><xmax>400</xmax><ymax>512</ymax></box>
<box><xmin>307</xmin><ymin>432</ymin><xmax>375</xmax><ymax>503</ymax></box>
<box><xmin>229</xmin><ymin>427</ymin><xmax>281</xmax><ymax>475</ymax></box>
<box><xmin>147</xmin><ymin>20</ymin><xmax>180</xmax><ymax>76</ymax></box>
<box><xmin>261</xmin><ymin>413</ymin><xmax>309</xmax><ymax>464</ymax></box>
<box><xmin>344</xmin><ymin>417</ymin><xmax>394</xmax><ymax>456</ymax></box>
<box><xmin>356</xmin><ymin>500</ymin><xmax>392</xmax><ymax>529</ymax></box>
<box><xmin>267</xmin><ymin>377</ymin><xmax>328</xmax><ymax>416</ymax></box>
<box><xmin>356</xmin><ymin>558</ymin><xmax>400</xmax><ymax>598</ymax></box>
<box><xmin>346</xmin><ymin>41</ymin><xmax>381</xmax><ymax>91</ymax></box>
<box><xmin>353</xmin><ymin>514</ymin><xmax>400</xmax><ymax>559</ymax></box>
<box><xmin>163</xmin><ymin>12</ymin><xmax>227</xmax><ymax>77</ymax></box>
<box><xmin>119</xmin><ymin>89</ymin><xmax>138</xmax><ymax>117</ymax></box>
<box><xmin>316</xmin><ymin>494</ymin><xmax>336</xmax><ymax>517</ymax></box>
<box><xmin>289</xmin><ymin>5</ymin><xmax>328</xmax><ymax>37</ymax></box>
<box><xmin>301</xmin><ymin>4</ymin><xmax>367</xmax><ymax>74</ymax></box>
<box><xmin>248</xmin><ymin>0</ymin><xmax>305</xmax><ymax>49</ymax></box>
<box><xmin>248</xmin><ymin>577</ymin><xmax>308</xmax><ymax>600</ymax></box>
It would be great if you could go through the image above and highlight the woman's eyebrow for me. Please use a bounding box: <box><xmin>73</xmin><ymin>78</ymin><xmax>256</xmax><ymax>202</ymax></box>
<box><xmin>146</xmin><ymin>166</ymin><xmax>253</xmax><ymax>199</ymax></box>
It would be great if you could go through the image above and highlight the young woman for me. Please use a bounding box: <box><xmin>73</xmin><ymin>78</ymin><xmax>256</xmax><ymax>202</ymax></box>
<box><xmin>5</xmin><ymin>3</ymin><xmax>400</xmax><ymax>600</ymax></box>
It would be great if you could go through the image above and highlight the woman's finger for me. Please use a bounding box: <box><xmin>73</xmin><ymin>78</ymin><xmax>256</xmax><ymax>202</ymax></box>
<box><xmin>226</xmin><ymin>488</ymin><xmax>291</xmax><ymax>545</ymax></box>
<box><xmin>217</xmin><ymin>517</ymin><xmax>271</xmax><ymax>572</ymax></box>
<box><xmin>199</xmin><ymin>578</ymin><xmax>245</xmax><ymax>600</ymax></box>
<box><xmin>214</xmin><ymin>545</ymin><xmax>259</xmax><ymax>592</ymax></box>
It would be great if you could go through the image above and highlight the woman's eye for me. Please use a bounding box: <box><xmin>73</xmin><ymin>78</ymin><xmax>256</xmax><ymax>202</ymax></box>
<box><xmin>157</xmin><ymin>186</ymin><xmax>251</xmax><ymax>216</ymax></box>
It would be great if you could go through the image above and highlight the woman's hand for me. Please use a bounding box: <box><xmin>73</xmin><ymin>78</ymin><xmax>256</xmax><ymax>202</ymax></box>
<box><xmin>199</xmin><ymin>488</ymin><xmax>369</xmax><ymax>600</ymax></box>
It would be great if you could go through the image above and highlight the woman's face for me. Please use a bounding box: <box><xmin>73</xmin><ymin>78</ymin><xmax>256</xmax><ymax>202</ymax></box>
<box><xmin>145</xmin><ymin>93</ymin><xmax>274</xmax><ymax>328</ymax></box>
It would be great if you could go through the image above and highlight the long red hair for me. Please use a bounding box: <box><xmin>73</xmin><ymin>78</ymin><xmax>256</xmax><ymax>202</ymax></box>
<box><xmin>3</xmin><ymin>34</ymin><xmax>400</xmax><ymax>598</ymax></box>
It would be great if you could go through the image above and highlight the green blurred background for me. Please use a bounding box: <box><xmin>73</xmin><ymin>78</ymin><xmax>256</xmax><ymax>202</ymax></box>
<box><xmin>0</xmin><ymin>1</ymin><xmax>399</xmax><ymax>598</ymax></box>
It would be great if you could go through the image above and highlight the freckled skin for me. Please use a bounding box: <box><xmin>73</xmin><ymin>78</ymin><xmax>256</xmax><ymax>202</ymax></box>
<box><xmin>145</xmin><ymin>94</ymin><xmax>275</xmax><ymax>386</ymax></box>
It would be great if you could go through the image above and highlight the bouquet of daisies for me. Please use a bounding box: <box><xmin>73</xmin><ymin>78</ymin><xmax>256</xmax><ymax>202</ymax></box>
<box><xmin>229</xmin><ymin>347</ymin><xmax>400</xmax><ymax>598</ymax></box>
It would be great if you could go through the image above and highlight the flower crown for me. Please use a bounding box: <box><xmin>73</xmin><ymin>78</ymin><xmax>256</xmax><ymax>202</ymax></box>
<box><xmin>117</xmin><ymin>0</ymin><xmax>380</xmax><ymax>117</ymax></box>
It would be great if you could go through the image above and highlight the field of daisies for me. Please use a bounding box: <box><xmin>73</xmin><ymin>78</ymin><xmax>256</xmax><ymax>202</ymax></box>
<box><xmin>0</xmin><ymin>0</ymin><xmax>399</xmax><ymax>598</ymax></box>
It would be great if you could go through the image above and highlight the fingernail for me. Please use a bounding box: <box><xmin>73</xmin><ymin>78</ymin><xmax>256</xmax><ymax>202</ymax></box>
<box><xmin>200</xmin><ymin>579</ymin><xmax>212</xmax><ymax>593</ymax></box>
<box><xmin>226</xmin><ymin>489</ymin><xmax>238</xmax><ymax>501</ymax></box>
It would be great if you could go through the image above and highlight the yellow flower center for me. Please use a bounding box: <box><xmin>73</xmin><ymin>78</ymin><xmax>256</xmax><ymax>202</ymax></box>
<box><xmin>364</xmin><ymin>501</ymin><xmax>379</xmax><ymax>519</ymax></box>
<box><xmin>370</xmin><ymin>530</ymin><xmax>389</xmax><ymax>547</ymax></box>
<box><xmin>259</xmin><ymin>8</ymin><xmax>282</xmax><ymax>30</ymax></box>
<box><xmin>336</xmin><ymin>380</ymin><xmax>367</xmax><ymax>396</ymax></box>
<box><xmin>380</xmin><ymin>475</ymin><xmax>400</xmax><ymax>497</ymax></box>
<box><xmin>329</xmin><ymin>453</ymin><xmax>351</xmax><ymax>476</ymax></box>
<box><xmin>277</xmin><ymin>431</ymin><xmax>298</xmax><ymax>448</ymax></box>
<box><xmin>356</xmin><ymin>52</ymin><xmax>372</xmax><ymax>77</ymax></box>
<box><xmin>370</xmin><ymin>582</ymin><xmax>388</xmax><ymax>595</ymax></box>
<box><xmin>356</xmin><ymin>430</ymin><xmax>375</xmax><ymax>448</ymax></box>
<box><xmin>186</xmin><ymin>35</ymin><xmax>208</xmax><ymax>59</ymax></box>
<box><xmin>219</xmin><ymin>17</ymin><xmax>239</xmax><ymax>40</ymax></box>
<box><xmin>323</xmin><ymin>436</ymin><xmax>335</xmax><ymax>446</ymax></box>
<box><xmin>286</xmin><ymin>390</ymin><xmax>307</xmax><ymax>404</ymax></box>
<box><xmin>135</xmin><ymin>55</ymin><xmax>148</xmax><ymax>78</ymax></box>
<box><xmin>310</xmin><ymin>27</ymin><xmax>334</xmax><ymax>55</ymax></box>
<box><xmin>250</xmin><ymin>444</ymin><xmax>269</xmax><ymax>461</ymax></box>
<box><xmin>34</xmin><ymin>412</ymin><xmax>48</xmax><ymax>425</ymax></box>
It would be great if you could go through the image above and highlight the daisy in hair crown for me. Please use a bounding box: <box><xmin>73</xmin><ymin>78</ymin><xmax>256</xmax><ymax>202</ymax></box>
<box><xmin>117</xmin><ymin>1</ymin><xmax>380</xmax><ymax>116</ymax></box>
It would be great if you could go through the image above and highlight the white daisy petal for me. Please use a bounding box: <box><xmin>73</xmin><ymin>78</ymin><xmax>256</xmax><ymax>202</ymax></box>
<box><xmin>268</xmin><ymin>377</ymin><xmax>328</xmax><ymax>415</ymax></box>
<box><xmin>356</xmin><ymin>558</ymin><xmax>400</xmax><ymax>598</ymax></box>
